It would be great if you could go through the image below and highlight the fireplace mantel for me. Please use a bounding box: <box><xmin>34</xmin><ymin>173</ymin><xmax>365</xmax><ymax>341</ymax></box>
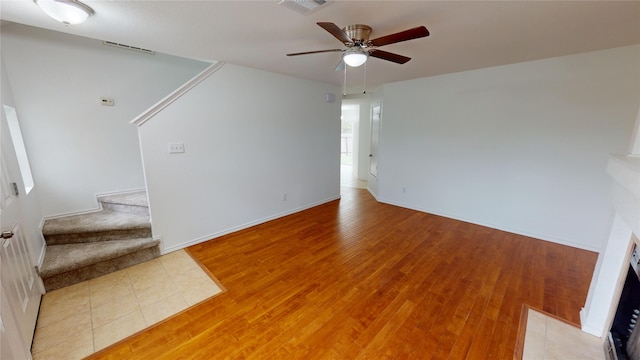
<box><xmin>580</xmin><ymin>154</ymin><xmax>640</xmax><ymax>338</ymax></box>
<box><xmin>607</xmin><ymin>155</ymin><xmax>640</xmax><ymax>237</ymax></box>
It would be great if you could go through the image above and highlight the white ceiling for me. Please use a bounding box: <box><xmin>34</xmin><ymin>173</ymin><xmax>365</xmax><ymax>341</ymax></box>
<box><xmin>2</xmin><ymin>1</ymin><xmax>639</xmax><ymax>94</ymax></box>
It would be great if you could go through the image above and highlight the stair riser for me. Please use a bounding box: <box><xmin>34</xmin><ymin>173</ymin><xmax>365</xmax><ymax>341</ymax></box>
<box><xmin>100</xmin><ymin>202</ymin><xmax>149</xmax><ymax>216</ymax></box>
<box><xmin>44</xmin><ymin>228</ymin><xmax>152</xmax><ymax>245</ymax></box>
<box><xmin>42</xmin><ymin>246</ymin><xmax>160</xmax><ymax>292</ymax></box>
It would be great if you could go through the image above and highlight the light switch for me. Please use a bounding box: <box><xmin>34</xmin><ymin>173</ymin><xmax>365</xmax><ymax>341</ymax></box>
<box><xmin>168</xmin><ymin>143</ymin><xmax>185</xmax><ymax>154</ymax></box>
<box><xmin>99</xmin><ymin>97</ymin><xmax>114</xmax><ymax>106</ymax></box>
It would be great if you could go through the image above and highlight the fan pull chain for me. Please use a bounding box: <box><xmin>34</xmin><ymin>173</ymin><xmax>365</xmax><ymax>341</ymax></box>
<box><xmin>363</xmin><ymin>61</ymin><xmax>367</xmax><ymax>94</ymax></box>
<box><xmin>343</xmin><ymin>64</ymin><xmax>347</xmax><ymax>96</ymax></box>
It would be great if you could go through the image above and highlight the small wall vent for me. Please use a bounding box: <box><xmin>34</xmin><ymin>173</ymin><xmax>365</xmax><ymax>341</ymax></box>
<box><xmin>103</xmin><ymin>41</ymin><xmax>155</xmax><ymax>55</ymax></box>
<box><xmin>278</xmin><ymin>0</ymin><xmax>330</xmax><ymax>15</ymax></box>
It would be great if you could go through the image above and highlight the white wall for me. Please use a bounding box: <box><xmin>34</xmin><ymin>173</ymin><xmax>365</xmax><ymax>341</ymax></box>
<box><xmin>137</xmin><ymin>64</ymin><xmax>341</xmax><ymax>252</ymax></box>
<box><xmin>0</xmin><ymin>22</ymin><xmax>210</xmax><ymax>217</ymax></box>
<box><xmin>379</xmin><ymin>45</ymin><xmax>640</xmax><ymax>251</ymax></box>
<box><xmin>1</xmin><ymin>55</ymin><xmax>46</xmax><ymax>266</ymax></box>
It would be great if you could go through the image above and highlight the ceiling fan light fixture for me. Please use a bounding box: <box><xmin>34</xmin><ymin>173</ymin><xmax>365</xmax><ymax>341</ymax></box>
<box><xmin>343</xmin><ymin>48</ymin><xmax>368</xmax><ymax>67</ymax></box>
<box><xmin>34</xmin><ymin>0</ymin><xmax>94</xmax><ymax>25</ymax></box>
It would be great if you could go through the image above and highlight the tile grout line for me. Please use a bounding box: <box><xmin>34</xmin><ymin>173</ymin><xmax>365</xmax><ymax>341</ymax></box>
<box><xmin>159</xmin><ymin>254</ymin><xmax>192</xmax><ymax>310</ymax></box>
<box><xmin>88</xmin><ymin>279</ymin><xmax>96</xmax><ymax>355</ymax></box>
<box><xmin>125</xmin><ymin>268</ymin><xmax>147</xmax><ymax>329</ymax></box>
<box><xmin>543</xmin><ymin>315</ymin><xmax>548</xmax><ymax>360</ymax></box>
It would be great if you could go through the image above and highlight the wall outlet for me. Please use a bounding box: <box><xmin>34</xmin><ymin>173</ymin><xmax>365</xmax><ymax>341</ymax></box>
<box><xmin>282</xmin><ymin>193</ymin><xmax>287</xmax><ymax>201</ymax></box>
<box><xmin>402</xmin><ymin>186</ymin><xmax>407</xmax><ymax>193</ymax></box>
<box><xmin>168</xmin><ymin>143</ymin><xmax>185</xmax><ymax>154</ymax></box>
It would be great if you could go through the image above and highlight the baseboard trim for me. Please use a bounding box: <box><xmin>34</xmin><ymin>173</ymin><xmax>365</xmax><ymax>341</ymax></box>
<box><xmin>42</xmin><ymin>208</ymin><xmax>103</xmax><ymax>221</ymax></box>
<box><xmin>161</xmin><ymin>195</ymin><xmax>342</xmax><ymax>254</ymax></box>
<box><xmin>377</xmin><ymin>197</ymin><xmax>601</xmax><ymax>253</ymax></box>
<box><xmin>37</xmin><ymin>243</ymin><xmax>46</xmax><ymax>269</ymax></box>
<box><xmin>367</xmin><ymin>187</ymin><xmax>379</xmax><ymax>201</ymax></box>
<box><xmin>95</xmin><ymin>188</ymin><xmax>147</xmax><ymax>198</ymax></box>
<box><xmin>580</xmin><ymin>307</ymin><xmax>605</xmax><ymax>337</ymax></box>
<box><xmin>42</xmin><ymin>188</ymin><xmax>148</xmax><ymax>220</ymax></box>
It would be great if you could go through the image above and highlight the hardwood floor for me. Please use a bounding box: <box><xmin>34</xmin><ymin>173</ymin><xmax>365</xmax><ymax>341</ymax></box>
<box><xmin>87</xmin><ymin>187</ymin><xmax>598</xmax><ymax>359</ymax></box>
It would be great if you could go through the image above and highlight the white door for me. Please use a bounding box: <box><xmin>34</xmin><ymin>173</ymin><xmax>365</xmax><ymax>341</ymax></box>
<box><xmin>1</xmin><ymin>104</ymin><xmax>41</xmax><ymax>358</ymax></box>
<box><xmin>369</xmin><ymin>104</ymin><xmax>381</xmax><ymax>177</ymax></box>
<box><xmin>1</xmin><ymin>281</ymin><xmax>32</xmax><ymax>360</ymax></box>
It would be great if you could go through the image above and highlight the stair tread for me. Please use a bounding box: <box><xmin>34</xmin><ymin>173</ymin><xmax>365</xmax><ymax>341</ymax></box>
<box><xmin>98</xmin><ymin>191</ymin><xmax>148</xmax><ymax>207</ymax></box>
<box><xmin>40</xmin><ymin>238</ymin><xmax>160</xmax><ymax>277</ymax></box>
<box><xmin>43</xmin><ymin>210</ymin><xmax>150</xmax><ymax>236</ymax></box>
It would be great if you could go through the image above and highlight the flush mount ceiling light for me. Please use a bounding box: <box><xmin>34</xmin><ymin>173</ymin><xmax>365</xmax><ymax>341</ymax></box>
<box><xmin>343</xmin><ymin>47</ymin><xmax>368</xmax><ymax>67</ymax></box>
<box><xmin>34</xmin><ymin>0</ymin><xmax>94</xmax><ymax>25</ymax></box>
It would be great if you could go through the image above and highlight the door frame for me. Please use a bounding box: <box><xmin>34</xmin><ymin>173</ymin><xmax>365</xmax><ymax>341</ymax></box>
<box><xmin>369</xmin><ymin>103</ymin><xmax>381</xmax><ymax>178</ymax></box>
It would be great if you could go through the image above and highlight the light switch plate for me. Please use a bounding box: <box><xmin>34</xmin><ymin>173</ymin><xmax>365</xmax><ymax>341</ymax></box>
<box><xmin>168</xmin><ymin>143</ymin><xmax>185</xmax><ymax>154</ymax></box>
<box><xmin>99</xmin><ymin>97</ymin><xmax>114</xmax><ymax>106</ymax></box>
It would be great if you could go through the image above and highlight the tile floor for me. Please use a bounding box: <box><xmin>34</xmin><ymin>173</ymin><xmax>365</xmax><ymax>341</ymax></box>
<box><xmin>341</xmin><ymin>164</ymin><xmax>367</xmax><ymax>189</ymax></box>
<box><xmin>522</xmin><ymin>308</ymin><xmax>604</xmax><ymax>359</ymax></box>
<box><xmin>31</xmin><ymin>250</ymin><xmax>223</xmax><ymax>360</ymax></box>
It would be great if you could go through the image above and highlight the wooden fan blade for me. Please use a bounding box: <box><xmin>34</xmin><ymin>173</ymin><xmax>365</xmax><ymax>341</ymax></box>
<box><xmin>369</xmin><ymin>26</ymin><xmax>429</xmax><ymax>47</ymax></box>
<box><xmin>369</xmin><ymin>50</ymin><xmax>411</xmax><ymax>64</ymax></box>
<box><xmin>287</xmin><ymin>49</ymin><xmax>343</xmax><ymax>56</ymax></box>
<box><xmin>317</xmin><ymin>22</ymin><xmax>353</xmax><ymax>44</ymax></box>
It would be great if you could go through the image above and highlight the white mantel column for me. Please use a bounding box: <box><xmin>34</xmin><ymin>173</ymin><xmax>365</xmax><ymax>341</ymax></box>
<box><xmin>580</xmin><ymin>214</ymin><xmax>635</xmax><ymax>337</ymax></box>
<box><xmin>580</xmin><ymin>102</ymin><xmax>640</xmax><ymax>337</ymax></box>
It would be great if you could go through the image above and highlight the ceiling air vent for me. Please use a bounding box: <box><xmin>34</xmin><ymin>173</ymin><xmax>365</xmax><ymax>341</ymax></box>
<box><xmin>278</xmin><ymin>0</ymin><xmax>330</xmax><ymax>15</ymax></box>
<box><xmin>103</xmin><ymin>41</ymin><xmax>155</xmax><ymax>55</ymax></box>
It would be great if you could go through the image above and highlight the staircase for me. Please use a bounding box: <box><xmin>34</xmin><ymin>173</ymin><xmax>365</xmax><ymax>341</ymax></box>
<box><xmin>39</xmin><ymin>191</ymin><xmax>160</xmax><ymax>292</ymax></box>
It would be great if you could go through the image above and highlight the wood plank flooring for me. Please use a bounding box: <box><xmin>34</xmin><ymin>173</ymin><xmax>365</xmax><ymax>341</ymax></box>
<box><xmin>87</xmin><ymin>187</ymin><xmax>598</xmax><ymax>359</ymax></box>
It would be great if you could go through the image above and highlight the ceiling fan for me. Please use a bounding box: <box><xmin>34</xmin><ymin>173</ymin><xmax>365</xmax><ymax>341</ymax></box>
<box><xmin>287</xmin><ymin>22</ymin><xmax>430</xmax><ymax>70</ymax></box>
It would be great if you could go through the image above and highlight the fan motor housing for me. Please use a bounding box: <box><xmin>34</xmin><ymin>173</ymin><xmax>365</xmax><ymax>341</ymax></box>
<box><xmin>343</xmin><ymin>24</ymin><xmax>372</xmax><ymax>44</ymax></box>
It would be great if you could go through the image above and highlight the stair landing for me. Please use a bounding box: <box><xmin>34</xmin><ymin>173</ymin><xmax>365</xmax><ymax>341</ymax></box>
<box><xmin>98</xmin><ymin>190</ymin><xmax>149</xmax><ymax>215</ymax></box>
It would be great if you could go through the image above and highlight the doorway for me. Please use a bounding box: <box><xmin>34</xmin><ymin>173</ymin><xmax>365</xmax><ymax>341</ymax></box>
<box><xmin>340</xmin><ymin>104</ymin><xmax>367</xmax><ymax>189</ymax></box>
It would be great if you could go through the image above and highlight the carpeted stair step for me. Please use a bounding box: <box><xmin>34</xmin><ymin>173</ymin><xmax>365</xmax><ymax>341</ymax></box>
<box><xmin>98</xmin><ymin>190</ymin><xmax>149</xmax><ymax>215</ymax></box>
<box><xmin>39</xmin><ymin>190</ymin><xmax>160</xmax><ymax>292</ymax></box>
<box><xmin>39</xmin><ymin>237</ymin><xmax>160</xmax><ymax>291</ymax></box>
<box><xmin>43</xmin><ymin>210</ymin><xmax>152</xmax><ymax>245</ymax></box>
